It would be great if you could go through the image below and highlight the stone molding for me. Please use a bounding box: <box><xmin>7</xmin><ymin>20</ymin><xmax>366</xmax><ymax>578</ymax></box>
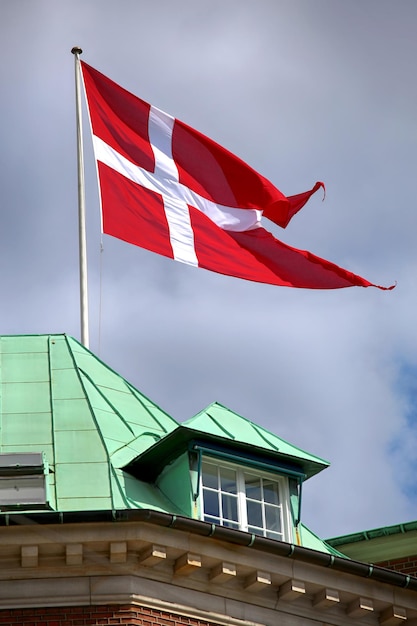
<box><xmin>0</xmin><ymin>519</ymin><xmax>416</xmax><ymax>626</ymax></box>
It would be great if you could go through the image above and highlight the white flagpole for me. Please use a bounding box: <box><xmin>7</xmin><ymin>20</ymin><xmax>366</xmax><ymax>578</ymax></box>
<box><xmin>71</xmin><ymin>46</ymin><xmax>89</xmax><ymax>348</ymax></box>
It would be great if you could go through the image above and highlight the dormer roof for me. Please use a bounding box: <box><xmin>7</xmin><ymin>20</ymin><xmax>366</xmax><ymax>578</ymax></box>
<box><xmin>186</xmin><ymin>401</ymin><xmax>329</xmax><ymax>478</ymax></box>
<box><xmin>126</xmin><ymin>401</ymin><xmax>328</xmax><ymax>482</ymax></box>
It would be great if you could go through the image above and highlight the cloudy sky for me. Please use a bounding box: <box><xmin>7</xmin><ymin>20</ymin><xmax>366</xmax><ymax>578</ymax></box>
<box><xmin>1</xmin><ymin>0</ymin><xmax>416</xmax><ymax>540</ymax></box>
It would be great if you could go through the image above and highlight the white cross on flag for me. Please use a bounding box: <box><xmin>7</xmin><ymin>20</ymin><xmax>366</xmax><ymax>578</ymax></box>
<box><xmin>81</xmin><ymin>62</ymin><xmax>392</xmax><ymax>290</ymax></box>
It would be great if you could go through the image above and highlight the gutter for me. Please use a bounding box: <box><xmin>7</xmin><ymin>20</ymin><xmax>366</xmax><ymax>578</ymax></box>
<box><xmin>327</xmin><ymin>520</ymin><xmax>417</xmax><ymax>547</ymax></box>
<box><xmin>1</xmin><ymin>508</ymin><xmax>416</xmax><ymax>592</ymax></box>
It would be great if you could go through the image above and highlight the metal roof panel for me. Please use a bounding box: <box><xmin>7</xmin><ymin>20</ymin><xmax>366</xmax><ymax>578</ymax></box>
<box><xmin>0</xmin><ymin>334</ymin><xmax>179</xmax><ymax>512</ymax></box>
<box><xmin>184</xmin><ymin>401</ymin><xmax>329</xmax><ymax>474</ymax></box>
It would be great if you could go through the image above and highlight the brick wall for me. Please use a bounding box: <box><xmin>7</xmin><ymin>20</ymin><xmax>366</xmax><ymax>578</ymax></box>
<box><xmin>377</xmin><ymin>555</ymin><xmax>417</xmax><ymax>577</ymax></box>
<box><xmin>0</xmin><ymin>605</ymin><xmax>223</xmax><ymax>626</ymax></box>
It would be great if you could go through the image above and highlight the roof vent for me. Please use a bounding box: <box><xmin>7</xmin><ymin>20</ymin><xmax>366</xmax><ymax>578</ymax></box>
<box><xmin>0</xmin><ymin>452</ymin><xmax>50</xmax><ymax>510</ymax></box>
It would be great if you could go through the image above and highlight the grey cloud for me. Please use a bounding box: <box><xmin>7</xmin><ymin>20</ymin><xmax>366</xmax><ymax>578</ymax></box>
<box><xmin>1</xmin><ymin>0</ymin><xmax>416</xmax><ymax>540</ymax></box>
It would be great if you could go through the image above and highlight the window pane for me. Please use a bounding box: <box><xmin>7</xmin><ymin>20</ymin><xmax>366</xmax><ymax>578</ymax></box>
<box><xmin>202</xmin><ymin>463</ymin><xmax>218</xmax><ymax>489</ymax></box>
<box><xmin>222</xmin><ymin>493</ymin><xmax>238</xmax><ymax>521</ymax></box>
<box><xmin>245</xmin><ymin>474</ymin><xmax>261</xmax><ymax>500</ymax></box>
<box><xmin>248</xmin><ymin>526</ymin><xmax>264</xmax><ymax>537</ymax></box>
<box><xmin>246</xmin><ymin>500</ymin><xmax>263</xmax><ymax>528</ymax></box>
<box><xmin>263</xmin><ymin>480</ymin><xmax>280</xmax><ymax>505</ymax></box>
<box><xmin>266</xmin><ymin>529</ymin><xmax>282</xmax><ymax>540</ymax></box>
<box><xmin>223</xmin><ymin>520</ymin><xmax>240</xmax><ymax>530</ymax></box>
<box><xmin>203</xmin><ymin>489</ymin><xmax>219</xmax><ymax>517</ymax></box>
<box><xmin>220</xmin><ymin>467</ymin><xmax>237</xmax><ymax>494</ymax></box>
<box><xmin>265</xmin><ymin>504</ymin><xmax>281</xmax><ymax>533</ymax></box>
<box><xmin>200</xmin><ymin>458</ymin><xmax>287</xmax><ymax>542</ymax></box>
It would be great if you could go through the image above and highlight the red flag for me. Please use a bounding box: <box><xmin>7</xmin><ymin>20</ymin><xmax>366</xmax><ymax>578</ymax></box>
<box><xmin>81</xmin><ymin>62</ymin><xmax>393</xmax><ymax>290</ymax></box>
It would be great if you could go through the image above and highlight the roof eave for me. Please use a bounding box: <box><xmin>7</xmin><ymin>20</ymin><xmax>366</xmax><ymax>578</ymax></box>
<box><xmin>0</xmin><ymin>508</ymin><xmax>415</xmax><ymax>592</ymax></box>
<box><xmin>123</xmin><ymin>425</ymin><xmax>328</xmax><ymax>482</ymax></box>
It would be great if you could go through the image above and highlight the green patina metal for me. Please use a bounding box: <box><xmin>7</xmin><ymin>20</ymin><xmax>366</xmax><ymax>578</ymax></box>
<box><xmin>0</xmin><ymin>334</ymin><xmax>179</xmax><ymax>513</ymax></box>
<box><xmin>299</xmin><ymin>523</ymin><xmax>345</xmax><ymax>556</ymax></box>
<box><xmin>184</xmin><ymin>401</ymin><xmax>330</xmax><ymax>479</ymax></box>
<box><xmin>327</xmin><ymin>520</ymin><xmax>417</xmax><ymax>562</ymax></box>
<box><xmin>0</xmin><ymin>333</ymin><xmax>334</xmax><ymax>555</ymax></box>
<box><xmin>156</xmin><ymin>452</ymin><xmax>195</xmax><ymax>517</ymax></box>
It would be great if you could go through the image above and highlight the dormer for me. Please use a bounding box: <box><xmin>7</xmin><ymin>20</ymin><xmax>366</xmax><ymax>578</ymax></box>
<box><xmin>124</xmin><ymin>401</ymin><xmax>329</xmax><ymax>546</ymax></box>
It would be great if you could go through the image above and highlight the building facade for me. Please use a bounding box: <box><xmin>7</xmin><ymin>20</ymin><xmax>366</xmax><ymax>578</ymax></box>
<box><xmin>0</xmin><ymin>334</ymin><xmax>416</xmax><ymax>626</ymax></box>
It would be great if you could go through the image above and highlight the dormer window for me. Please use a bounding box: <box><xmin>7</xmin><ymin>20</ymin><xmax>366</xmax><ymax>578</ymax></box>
<box><xmin>200</xmin><ymin>458</ymin><xmax>292</xmax><ymax>542</ymax></box>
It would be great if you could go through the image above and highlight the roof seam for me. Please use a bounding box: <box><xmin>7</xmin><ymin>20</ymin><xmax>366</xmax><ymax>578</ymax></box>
<box><xmin>186</xmin><ymin>402</ymin><xmax>329</xmax><ymax>471</ymax></box>
<box><xmin>124</xmin><ymin>380</ymin><xmax>179</xmax><ymax>434</ymax></box>
<box><xmin>47</xmin><ymin>337</ymin><xmax>57</xmax><ymax>508</ymax></box>
<box><xmin>109</xmin><ymin>431</ymin><xmax>162</xmax><ymax>460</ymax></box>
<box><xmin>205</xmin><ymin>411</ymin><xmax>235</xmax><ymax>439</ymax></box>
<box><xmin>77</xmin><ymin>367</ymin><xmax>136</xmax><ymax>437</ymax></box>
<box><xmin>66</xmin><ymin>340</ymin><xmax>116</xmax><ymax>510</ymax></box>
<box><xmin>252</xmin><ymin>423</ymin><xmax>280</xmax><ymax>451</ymax></box>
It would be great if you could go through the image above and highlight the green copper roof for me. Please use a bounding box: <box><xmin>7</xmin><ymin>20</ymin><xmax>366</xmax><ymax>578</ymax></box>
<box><xmin>298</xmin><ymin>523</ymin><xmax>346</xmax><ymax>557</ymax></box>
<box><xmin>327</xmin><ymin>520</ymin><xmax>417</xmax><ymax>562</ymax></box>
<box><xmin>0</xmin><ymin>334</ymin><xmax>334</xmax><ymax>555</ymax></box>
<box><xmin>0</xmin><ymin>334</ymin><xmax>179</xmax><ymax>512</ymax></box>
<box><xmin>183</xmin><ymin>401</ymin><xmax>329</xmax><ymax>479</ymax></box>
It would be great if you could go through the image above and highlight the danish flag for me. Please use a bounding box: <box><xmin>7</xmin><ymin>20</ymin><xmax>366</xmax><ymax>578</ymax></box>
<box><xmin>81</xmin><ymin>62</ymin><xmax>392</xmax><ymax>290</ymax></box>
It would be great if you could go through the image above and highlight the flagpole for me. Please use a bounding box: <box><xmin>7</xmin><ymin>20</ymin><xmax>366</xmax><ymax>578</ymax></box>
<box><xmin>71</xmin><ymin>46</ymin><xmax>89</xmax><ymax>348</ymax></box>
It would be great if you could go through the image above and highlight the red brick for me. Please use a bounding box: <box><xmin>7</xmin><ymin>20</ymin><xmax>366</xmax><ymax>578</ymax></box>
<box><xmin>0</xmin><ymin>605</ymin><xmax>227</xmax><ymax>626</ymax></box>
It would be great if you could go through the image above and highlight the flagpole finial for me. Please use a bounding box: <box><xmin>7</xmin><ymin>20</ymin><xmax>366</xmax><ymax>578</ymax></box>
<box><xmin>71</xmin><ymin>46</ymin><xmax>83</xmax><ymax>55</ymax></box>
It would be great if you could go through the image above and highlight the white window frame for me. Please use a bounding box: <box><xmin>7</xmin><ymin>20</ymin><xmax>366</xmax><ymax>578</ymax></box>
<box><xmin>199</xmin><ymin>457</ymin><xmax>293</xmax><ymax>543</ymax></box>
